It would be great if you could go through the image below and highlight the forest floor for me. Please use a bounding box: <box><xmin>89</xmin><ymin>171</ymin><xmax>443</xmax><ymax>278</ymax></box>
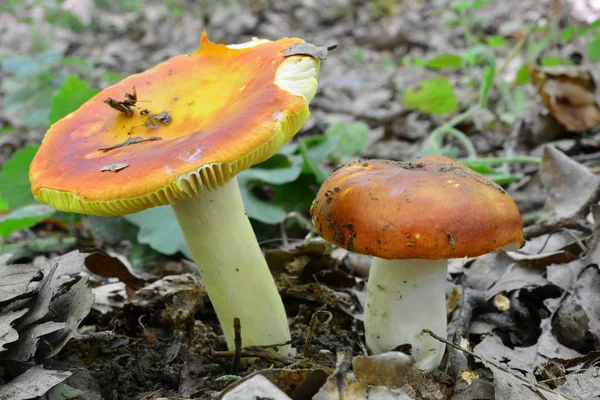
<box><xmin>1</xmin><ymin>0</ymin><xmax>600</xmax><ymax>399</ymax></box>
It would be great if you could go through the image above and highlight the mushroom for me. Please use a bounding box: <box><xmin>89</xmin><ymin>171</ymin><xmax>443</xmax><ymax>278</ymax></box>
<box><xmin>30</xmin><ymin>33</ymin><xmax>320</xmax><ymax>354</ymax></box>
<box><xmin>310</xmin><ymin>156</ymin><xmax>523</xmax><ymax>370</ymax></box>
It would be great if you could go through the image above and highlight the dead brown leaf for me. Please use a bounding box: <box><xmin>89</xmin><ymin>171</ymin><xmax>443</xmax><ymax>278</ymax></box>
<box><xmin>530</xmin><ymin>65</ymin><xmax>600</xmax><ymax>132</ymax></box>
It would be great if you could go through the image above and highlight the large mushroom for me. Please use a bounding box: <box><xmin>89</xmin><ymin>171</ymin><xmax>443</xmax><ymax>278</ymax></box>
<box><xmin>310</xmin><ymin>156</ymin><xmax>523</xmax><ymax>370</ymax></box>
<box><xmin>30</xmin><ymin>33</ymin><xmax>320</xmax><ymax>354</ymax></box>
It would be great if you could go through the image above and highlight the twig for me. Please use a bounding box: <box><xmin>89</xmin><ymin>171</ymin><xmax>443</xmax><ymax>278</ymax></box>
<box><xmin>423</xmin><ymin>329</ymin><xmax>573</xmax><ymax>399</ymax></box>
<box><xmin>524</xmin><ymin>218</ymin><xmax>592</xmax><ymax>239</ymax></box>
<box><xmin>214</xmin><ymin>349</ymin><xmax>294</xmax><ymax>365</ymax></box>
<box><xmin>303</xmin><ymin>310</ymin><xmax>333</xmax><ymax>358</ymax></box>
<box><xmin>231</xmin><ymin>318</ymin><xmax>242</xmax><ymax>375</ymax></box>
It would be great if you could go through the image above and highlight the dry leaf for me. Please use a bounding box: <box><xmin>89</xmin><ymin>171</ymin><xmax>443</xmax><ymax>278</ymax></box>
<box><xmin>284</xmin><ymin>43</ymin><xmax>337</xmax><ymax>60</ymax></box>
<box><xmin>460</xmin><ymin>370</ymin><xmax>479</xmax><ymax>385</ymax></box>
<box><xmin>100</xmin><ymin>163</ymin><xmax>129</xmax><ymax>172</ymax></box>
<box><xmin>98</xmin><ymin>136</ymin><xmax>161</xmax><ymax>152</ymax></box>
<box><xmin>530</xmin><ymin>65</ymin><xmax>600</xmax><ymax>132</ymax></box>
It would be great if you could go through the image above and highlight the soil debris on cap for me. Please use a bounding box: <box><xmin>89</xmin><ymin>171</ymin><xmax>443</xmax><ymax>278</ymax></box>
<box><xmin>284</xmin><ymin>43</ymin><xmax>337</xmax><ymax>60</ymax></box>
<box><xmin>140</xmin><ymin>110</ymin><xmax>172</xmax><ymax>129</ymax></box>
<box><xmin>98</xmin><ymin>136</ymin><xmax>162</xmax><ymax>152</ymax></box>
<box><xmin>100</xmin><ymin>163</ymin><xmax>130</xmax><ymax>172</ymax></box>
<box><xmin>104</xmin><ymin>87</ymin><xmax>137</xmax><ymax>117</ymax></box>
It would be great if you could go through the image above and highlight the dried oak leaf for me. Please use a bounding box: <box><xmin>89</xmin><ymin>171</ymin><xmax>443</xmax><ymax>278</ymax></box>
<box><xmin>530</xmin><ymin>65</ymin><xmax>600</xmax><ymax>132</ymax></box>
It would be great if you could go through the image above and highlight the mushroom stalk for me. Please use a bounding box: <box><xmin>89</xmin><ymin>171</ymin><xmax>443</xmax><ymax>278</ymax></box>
<box><xmin>172</xmin><ymin>177</ymin><xmax>290</xmax><ymax>354</ymax></box>
<box><xmin>365</xmin><ymin>258</ymin><xmax>447</xmax><ymax>371</ymax></box>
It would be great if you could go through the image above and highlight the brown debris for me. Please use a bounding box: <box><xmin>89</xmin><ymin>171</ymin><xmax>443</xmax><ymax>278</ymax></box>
<box><xmin>104</xmin><ymin>87</ymin><xmax>137</xmax><ymax>117</ymax></box>
<box><xmin>284</xmin><ymin>43</ymin><xmax>337</xmax><ymax>60</ymax></box>
<box><xmin>530</xmin><ymin>65</ymin><xmax>600</xmax><ymax>132</ymax></box>
<box><xmin>98</xmin><ymin>136</ymin><xmax>162</xmax><ymax>152</ymax></box>
<box><xmin>140</xmin><ymin>109</ymin><xmax>172</xmax><ymax>129</ymax></box>
<box><xmin>100</xmin><ymin>163</ymin><xmax>130</xmax><ymax>172</ymax></box>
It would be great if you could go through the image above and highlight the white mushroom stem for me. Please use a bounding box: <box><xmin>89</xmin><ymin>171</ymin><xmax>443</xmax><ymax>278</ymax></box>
<box><xmin>365</xmin><ymin>258</ymin><xmax>447</xmax><ymax>371</ymax></box>
<box><xmin>172</xmin><ymin>177</ymin><xmax>290</xmax><ymax>355</ymax></box>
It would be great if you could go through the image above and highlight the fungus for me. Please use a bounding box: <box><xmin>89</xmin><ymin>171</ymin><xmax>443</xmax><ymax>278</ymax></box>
<box><xmin>30</xmin><ymin>33</ymin><xmax>320</xmax><ymax>354</ymax></box>
<box><xmin>310</xmin><ymin>156</ymin><xmax>523</xmax><ymax>370</ymax></box>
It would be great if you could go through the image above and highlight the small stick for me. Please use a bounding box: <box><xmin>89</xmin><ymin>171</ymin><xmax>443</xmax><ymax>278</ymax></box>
<box><xmin>214</xmin><ymin>349</ymin><xmax>293</xmax><ymax>365</ymax></box>
<box><xmin>231</xmin><ymin>318</ymin><xmax>242</xmax><ymax>375</ymax></box>
<box><xmin>303</xmin><ymin>310</ymin><xmax>333</xmax><ymax>358</ymax></box>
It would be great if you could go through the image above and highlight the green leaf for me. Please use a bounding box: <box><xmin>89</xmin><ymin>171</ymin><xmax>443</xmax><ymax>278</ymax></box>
<box><xmin>486</xmin><ymin>36</ymin><xmax>505</xmax><ymax>48</ymax></box>
<box><xmin>0</xmin><ymin>197</ymin><xmax>9</xmax><ymax>211</ymax></box>
<box><xmin>561</xmin><ymin>25</ymin><xmax>575</xmax><ymax>42</ymax></box>
<box><xmin>124</xmin><ymin>206</ymin><xmax>192</xmax><ymax>259</ymax></box>
<box><xmin>515</xmin><ymin>65</ymin><xmax>531</xmax><ymax>85</ymax></box>
<box><xmin>238</xmin><ymin>155</ymin><xmax>304</xmax><ymax>224</ymax></box>
<box><xmin>273</xmin><ymin>175</ymin><xmax>318</xmax><ymax>213</ymax></box>
<box><xmin>0</xmin><ymin>127</ymin><xmax>13</xmax><ymax>136</ymax></box>
<box><xmin>0</xmin><ymin>204</ymin><xmax>55</xmax><ymax>239</ymax></box>
<box><xmin>49</xmin><ymin>76</ymin><xmax>98</xmax><ymax>125</ymax></box>
<box><xmin>403</xmin><ymin>77</ymin><xmax>459</xmax><ymax>115</ymax></box>
<box><xmin>425</xmin><ymin>54</ymin><xmax>464</xmax><ymax>69</ymax></box>
<box><xmin>238</xmin><ymin>179</ymin><xmax>287</xmax><ymax>224</ymax></box>
<box><xmin>299</xmin><ymin>136</ymin><xmax>338</xmax><ymax>182</ymax></box>
<box><xmin>325</xmin><ymin>122</ymin><xmax>370</xmax><ymax>158</ymax></box>
<box><xmin>588</xmin><ymin>35</ymin><xmax>600</xmax><ymax>61</ymax></box>
<box><xmin>48</xmin><ymin>383</ymin><xmax>85</xmax><ymax>400</ymax></box>
<box><xmin>0</xmin><ymin>144</ymin><xmax>39</xmax><ymax>209</ymax></box>
<box><xmin>540</xmin><ymin>56</ymin><xmax>572</xmax><ymax>66</ymax></box>
<box><xmin>463</xmin><ymin>45</ymin><xmax>489</xmax><ymax>65</ymax></box>
<box><xmin>479</xmin><ymin>57</ymin><xmax>496</xmax><ymax>108</ymax></box>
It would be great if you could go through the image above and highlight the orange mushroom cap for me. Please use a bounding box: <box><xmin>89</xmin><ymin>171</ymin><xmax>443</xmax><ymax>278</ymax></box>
<box><xmin>30</xmin><ymin>32</ymin><xmax>319</xmax><ymax>216</ymax></box>
<box><xmin>310</xmin><ymin>156</ymin><xmax>524</xmax><ymax>260</ymax></box>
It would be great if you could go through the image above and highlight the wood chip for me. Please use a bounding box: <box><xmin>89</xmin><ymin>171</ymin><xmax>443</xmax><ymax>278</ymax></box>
<box><xmin>98</xmin><ymin>136</ymin><xmax>161</xmax><ymax>152</ymax></box>
<box><xmin>100</xmin><ymin>163</ymin><xmax>130</xmax><ymax>172</ymax></box>
<box><xmin>284</xmin><ymin>43</ymin><xmax>337</xmax><ymax>60</ymax></box>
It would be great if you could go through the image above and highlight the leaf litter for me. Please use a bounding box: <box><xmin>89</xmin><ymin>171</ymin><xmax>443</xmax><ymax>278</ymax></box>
<box><xmin>3</xmin><ymin>0</ymin><xmax>600</xmax><ymax>399</ymax></box>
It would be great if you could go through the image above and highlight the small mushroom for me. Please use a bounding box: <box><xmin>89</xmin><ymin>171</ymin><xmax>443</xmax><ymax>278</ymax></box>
<box><xmin>30</xmin><ymin>32</ymin><xmax>321</xmax><ymax>355</ymax></box>
<box><xmin>310</xmin><ymin>156</ymin><xmax>523</xmax><ymax>370</ymax></box>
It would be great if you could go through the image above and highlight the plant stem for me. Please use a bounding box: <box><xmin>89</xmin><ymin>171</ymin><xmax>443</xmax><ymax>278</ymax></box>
<box><xmin>172</xmin><ymin>177</ymin><xmax>290</xmax><ymax>354</ymax></box>
<box><xmin>365</xmin><ymin>258</ymin><xmax>447</xmax><ymax>371</ymax></box>
<box><xmin>446</xmin><ymin>127</ymin><xmax>478</xmax><ymax>159</ymax></box>
<box><xmin>428</xmin><ymin>107</ymin><xmax>477</xmax><ymax>155</ymax></box>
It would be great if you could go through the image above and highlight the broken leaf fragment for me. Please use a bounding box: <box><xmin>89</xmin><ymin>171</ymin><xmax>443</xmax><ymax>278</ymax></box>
<box><xmin>103</xmin><ymin>87</ymin><xmax>137</xmax><ymax>117</ymax></box>
<box><xmin>284</xmin><ymin>43</ymin><xmax>337</xmax><ymax>60</ymax></box>
<box><xmin>100</xmin><ymin>163</ymin><xmax>130</xmax><ymax>172</ymax></box>
<box><xmin>460</xmin><ymin>370</ymin><xmax>479</xmax><ymax>385</ymax></box>
<box><xmin>98</xmin><ymin>136</ymin><xmax>161</xmax><ymax>152</ymax></box>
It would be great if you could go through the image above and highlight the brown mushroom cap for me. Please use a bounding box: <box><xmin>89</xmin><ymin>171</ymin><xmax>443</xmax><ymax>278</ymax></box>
<box><xmin>310</xmin><ymin>155</ymin><xmax>524</xmax><ymax>260</ymax></box>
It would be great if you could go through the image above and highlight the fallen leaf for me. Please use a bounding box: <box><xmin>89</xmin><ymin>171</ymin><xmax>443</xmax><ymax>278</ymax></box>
<box><xmin>486</xmin><ymin>263</ymin><xmax>549</xmax><ymax>299</ymax></box>
<box><xmin>353</xmin><ymin>352</ymin><xmax>414</xmax><ymax>388</ymax></box>
<box><xmin>540</xmin><ymin>146</ymin><xmax>600</xmax><ymax>219</ymax></box>
<box><xmin>283</xmin><ymin>43</ymin><xmax>337</xmax><ymax>60</ymax></box>
<box><xmin>460</xmin><ymin>370</ymin><xmax>479</xmax><ymax>385</ymax></box>
<box><xmin>530</xmin><ymin>65</ymin><xmax>600</xmax><ymax>132</ymax></box>
<box><xmin>220</xmin><ymin>375</ymin><xmax>291</xmax><ymax>400</ymax></box>
<box><xmin>0</xmin><ymin>263</ymin><xmax>43</xmax><ymax>303</ymax></box>
<box><xmin>85</xmin><ymin>249</ymin><xmax>149</xmax><ymax>289</ymax></box>
<box><xmin>553</xmin><ymin>265</ymin><xmax>600</xmax><ymax>354</ymax></box>
<box><xmin>219</xmin><ymin>369</ymin><xmax>329</xmax><ymax>400</ymax></box>
<box><xmin>99</xmin><ymin>163</ymin><xmax>129</xmax><ymax>172</ymax></box>
<box><xmin>0</xmin><ymin>366</ymin><xmax>73</xmax><ymax>400</ymax></box>
<box><xmin>0</xmin><ymin>309</ymin><xmax>28</xmax><ymax>351</ymax></box>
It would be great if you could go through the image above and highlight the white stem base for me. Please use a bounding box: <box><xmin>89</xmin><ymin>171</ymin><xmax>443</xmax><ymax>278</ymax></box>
<box><xmin>365</xmin><ymin>258</ymin><xmax>447</xmax><ymax>371</ymax></box>
<box><xmin>172</xmin><ymin>177</ymin><xmax>290</xmax><ymax>354</ymax></box>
